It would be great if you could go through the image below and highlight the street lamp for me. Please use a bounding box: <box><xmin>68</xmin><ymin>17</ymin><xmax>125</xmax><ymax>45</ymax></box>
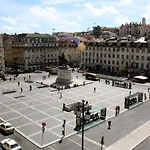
<box><xmin>82</xmin><ymin>100</ymin><xmax>85</xmax><ymax>150</ymax></box>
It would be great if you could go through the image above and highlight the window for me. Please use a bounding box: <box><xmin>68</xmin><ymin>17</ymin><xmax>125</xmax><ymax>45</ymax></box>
<box><xmin>126</xmin><ymin>55</ymin><xmax>128</xmax><ymax>59</ymax></box>
<box><xmin>93</xmin><ymin>59</ymin><xmax>95</xmax><ymax>63</ymax></box>
<box><xmin>141</xmin><ymin>49</ymin><xmax>145</xmax><ymax>53</ymax></box>
<box><xmin>132</xmin><ymin>48</ymin><xmax>134</xmax><ymax>52</ymax></box>
<box><xmin>141</xmin><ymin>63</ymin><xmax>144</xmax><ymax>69</ymax></box>
<box><xmin>112</xmin><ymin>60</ymin><xmax>115</xmax><ymax>64</ymax></box>
<box><xmin>104</xmin><ymin>60</ymin><xmax>106</xmax><ymax>63</ymax></box>
<box><xmin>136</xmin><ymin>63</ymin><xmax>139</xmax><ymax>68</ymax></box>
<box><xmin>108</xmin><ymin>54</ymin><xmax>111</xmax><ymax>58</ymax></box>
<box><xmin>141</xmin><ymin>56</ymin><xmax>145</xmax><ymax>61</ymax></box>
<box><xmin>121</xmin><ymin>55</ymin><xmax>124</xmax><ymax>59</ymax></box>
<box><xmin>147</xmin><ymin>56</ymin><xmax>150</xmax><ymax>61</ymax></box>
<box><xmin>93</xmin><ymin>53</ymin><xmax>95</xmax><ymax>57</ymax></box>
<box><xmin>117</xmin><ymin>61</ymin><xmax>119</xmax><ymax>65</ymax></box>
<box><xmin>100</xmin><ymin>60</ymin><xmax>102</xmax><ymax>63</ymax></box>
<box><xmin>122</xmin><ymin>48</ymin><xmax>124</xmax><ymax>52</ymax></box>
<box><xmin>104</xmin><ymin>53</ymin><xmax>106</xmax><ymax>58</ymax></box>
<box><xmin>113</xmin><ymin>54</ymin><xmax>115</xmax><ymax>58</ymax></box>
<box><xmin>136</xmin><ymin>56</ymin><xmax>139</xmax><ymax>60</ymax></box>
<box><xmin>131</xmin><ymin>55</ymin><xmax>134</xmax><ymax>59</ymax></box>
<box><xmin>108</xmin><ymin>60</ymin><xmax>110</xmax><ymax>64</ymax></box>
<box><xmin>136</xmin><ymin>49</ymin><xmax>139</xmax><ymax>53</ymax></box>
<box><xmin>117</xmin><ymin>54</ymin><xmax>119</xmax><ymax>58</ymax></box>
<box><xmin>100</xmin><ymin>53</ymin><xmax>103</xmax><ymax>57</ymax></box>
<box><xmin>97</xmin><ymin>53</ymin><xmax>99</xmax><ymax>57</ymax></box>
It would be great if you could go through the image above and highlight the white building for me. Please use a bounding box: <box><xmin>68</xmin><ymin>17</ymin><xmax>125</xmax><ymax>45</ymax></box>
<box><xmin>81</xmin><ymin>37</ymin><xmax>150</xmax><ymax>76</ymax></box>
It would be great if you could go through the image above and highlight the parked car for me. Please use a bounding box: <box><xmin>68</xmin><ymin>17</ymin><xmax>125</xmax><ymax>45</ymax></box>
<box><xmin>0</xmin><ymin>138</ymin><xmax>22</xmax><ymax>150</ymax></box>
<box><xmin>0</xmin><ymin>122</ymin><xmax>14</xmax><ymax>134</ymax></box>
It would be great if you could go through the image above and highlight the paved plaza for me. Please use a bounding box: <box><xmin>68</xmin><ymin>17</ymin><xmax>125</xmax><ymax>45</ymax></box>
<box><xmin>0</xmin><ymin>71</ymin><xmax>149</xmax><ymax>148</ymax></box>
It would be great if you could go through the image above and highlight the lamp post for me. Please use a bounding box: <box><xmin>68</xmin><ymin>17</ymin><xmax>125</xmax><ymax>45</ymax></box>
<box><xmin>82</xmin><ymin>100</ymin><xmax>85</xmax><ymax>150</ymax></box>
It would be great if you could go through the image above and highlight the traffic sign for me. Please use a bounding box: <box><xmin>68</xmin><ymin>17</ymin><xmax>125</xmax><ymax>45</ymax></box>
<box><xmin>42</xmin><ymin>122</ymin><xmax>46</xmax><ymax>126</ymax></box>
<box><xmin>42</xmin><ymin>126</ymin><xmax>45</xmax><ymax>133</ymax></box>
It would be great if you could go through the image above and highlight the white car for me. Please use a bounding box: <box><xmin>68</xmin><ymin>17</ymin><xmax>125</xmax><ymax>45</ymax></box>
<box><xmin>0</xmin><ymin>122</ymin><xmax>14</xmax><ymax>134</ymax></box>
<box><xmin>0</xmin><ymin>138</ymin><xmax>22</xmax><ymax>150</ymax></box>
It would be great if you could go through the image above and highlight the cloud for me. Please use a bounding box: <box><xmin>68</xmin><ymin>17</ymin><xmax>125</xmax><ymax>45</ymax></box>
<box><xmin>0</xmin><ymin>16</ymin><xmax>17</xmax><ymax>25</ymax></box>
<box><xmin>0</xmin><ymin>25</ymin><xmax>32</xmax><ymax>33</ymax></box>
<box><xmin>42</xmin><ymin>0</ymin><xmax>82</xmax><ymax>5</ymax></box>
<box><xmin>21</xmin><ymin>23</ymin><xmax>41</xmax><ymax>29</ymax></box>
<box><xmin>120</xmin><ymin>0</ymin><xmax>132</xmax><ymax>5</ymax></box>
<box><xmin>114</xmin><ymin>15</ymin><xmax>130</xmax><ymax>25</ymax></box>
<box><xmin>84</xmin><ymin>3</ymin><xmax>118</xmax><ymax>17</ymax></box>
<box><xmin>143</xmin><ymin>1</ymin><xmax>150</xmax><ymax>21</ymax></box>
<box><xmin>29</xmin><ymin>6</ymin><xmax>59</xmax><ymax>23</ymax></box>
<box><xmin>57</xmin><ymin>19</ymin><xmax>81</xmax><ymax>32</ymax></box>
<box><xmin>74</xmin><ymin>3</ymin><xmax>82</xmax><ymax>7</ymax></box>
<box><xmin>77</xmin><ymin>16</ymin><xmax>82</xmax><ymax>21</ymax></box>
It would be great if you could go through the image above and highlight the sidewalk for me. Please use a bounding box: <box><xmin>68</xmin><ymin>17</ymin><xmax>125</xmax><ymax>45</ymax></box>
<box><xmin>106</xmin><ymin>120</ymin><xmax>150</xmax><ymax>150</ymax></box>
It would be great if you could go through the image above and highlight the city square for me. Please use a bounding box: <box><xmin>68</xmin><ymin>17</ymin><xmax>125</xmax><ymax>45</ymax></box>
<box><xmin>0</xmin><ymin>71</ymin><xmax>149</xmax><ymax>149</ymax></box>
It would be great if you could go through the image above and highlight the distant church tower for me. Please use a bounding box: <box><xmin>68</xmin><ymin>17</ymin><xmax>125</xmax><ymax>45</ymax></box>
<box><xmin>142</xmin><ymin>17</ymin><xmax>146</xmax><ymax>26</ymax></box>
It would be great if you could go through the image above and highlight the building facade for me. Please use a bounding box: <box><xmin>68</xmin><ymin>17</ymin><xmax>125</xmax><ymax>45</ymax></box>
<box><xmin>5</xmin><ymin>33</ymin><xmax>81</xmax><ymax>72</ymax></box>
<box><xmin>119</xmin><ymin>17</ymin><xmax>150</xmax><ymax>38</ymax></box>
<box><xmin>0</xmin><ymin>34</ymin><xmax>6</xmax><ymax>72</ymax></box>
<box><xmin>81</xmin><ymin>38</ymin><xmax>150</xmax><ymax>77</ymax></box>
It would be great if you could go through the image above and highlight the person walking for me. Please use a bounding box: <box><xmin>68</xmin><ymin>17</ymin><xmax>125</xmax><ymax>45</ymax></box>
<box><xmin>60</xmin><ymin>92</ymin><xmax>62</xmax><ymax>99</ymax></box>
<box><xmin>94</xmin><ymin>87</ymin><xmax>96</xmax><ymax>93</ymax></box>
<box><xmin>115</xmin><ymin>106</ymin><xmax>118</xmax><ymax>116</ymax></box>
<box><xmin>108</xmin><ymin>121</ymin><xmax>111</xmax><ymax>130</ymax></box>
<box><xmin>29</xmin><ymin>85</ymin><xmax>32</xmax><ymax>91</ymax></box>
<box><xmin>18</xmin><ymin>81</ymin><xmax>20</xmax><ymax>86</ymax></box>
<box><xmin>20</xmin><ymin>87</ymin><xmax>23</xmax><ymax>94</ymax></box>
<box><xmin>129</xmin><ymin>91</ymin><xmax>131</xmax><ymax>96</ymax></box>
<box><xmin>117</xmin><ymin>105</ymin><xmax>120</xmax><ymax>114</ymax></box>
<box><xmin>148</xmin><ymin>87</ymin><xmax>149</xmax><ymax>93</ymax></box>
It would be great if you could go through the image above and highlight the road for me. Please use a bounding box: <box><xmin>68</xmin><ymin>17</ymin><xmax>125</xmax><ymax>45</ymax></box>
<box><xmin>1</xmin><ymin>98</ymin><xmax>150</xmax><ymax>150</ymax></box>
<box><xmin>50</xmin><ymin>100</ymin><xmax>150</xmax><ymax>150</ymax></box>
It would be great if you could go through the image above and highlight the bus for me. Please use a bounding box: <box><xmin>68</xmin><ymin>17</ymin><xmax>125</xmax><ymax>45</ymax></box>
<box><xmin>85</xmin><ymin>72</ymin><xmax>99</xmax><ymax>81</ymax></box>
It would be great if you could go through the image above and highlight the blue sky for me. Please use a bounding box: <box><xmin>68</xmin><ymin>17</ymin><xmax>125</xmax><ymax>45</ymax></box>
<box><xmin>0</xmin><ymin>0</ymin><xmax>150</xmax><ymax>34</ymax></box>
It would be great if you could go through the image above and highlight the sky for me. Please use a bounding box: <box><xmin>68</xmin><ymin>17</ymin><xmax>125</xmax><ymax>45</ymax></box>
<box><xmin>0</xmin><ymin>0</ymin><xmax>150</xmax><ymax>34</ymax></box>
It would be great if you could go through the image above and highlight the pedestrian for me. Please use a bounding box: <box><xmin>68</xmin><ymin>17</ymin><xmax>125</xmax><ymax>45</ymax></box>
<box><xmin>117</xmin><ymin>105</ymin><xmax>120</xmax><ymax>114</ymax></box>
<box><xmin>29</xmin><ymin>75</ymin><xmax>31</xmax><ymax>80</ymax></box>
<box><xmin>14</xmin><ymin>76</ymin><xmax>15</xmax><ymax>80</ymax></box>
<box><xmin>108</xmin><ymin>121</ymin><xmax>111</xmax><ymax>130</ymax></box>
<box><xmin>148</xmin><ymin>87</ymin><xmax>149</xmax><ymax>93</ymax></box>
<box><xmin>18</xmin><ymin>81</ymin><xmax>20</xmax><ymax>86</ymax></box>
<box><xmin>48</xmin><ymin>74</ymin><xmax>50</xmax><ymax>78</ymax></box>
<box><xmin>24</xmin><ymin>77</ymin><xmax>26</xmax><ymax>81</ymax></box>
<box><xmin>60</xmin><ymin>92</ymin><xmax>62</xmax><ymax>99</ymax></box>
<box><xmin>129</xmin><ymin>91</ymin><xmax>131</xmax><ymax>96</ymax></box>
<box><xmin>76</xmin><ymin>75</ymin><xmax>78</xmax><ymax>79</ymax></box>
<box><xmin>99</xmin><ymin>78</ymin><xmax>100</xmax><ymax>82</ymax></box>
<box><xmin>144</xmin><ymin>93</ymin><xmax>147</xmax><ymax>100</ymax></box>
<box><xmin>83</xmin><ymin>81</ymin><xmax>85</xmax><ymax>86</ymax></box>
<box><xmin>94</xmin><ymin>87</ymin><xmax>96</xmax><ymax>93</ymax></box>
<box><xmin>9</xmin><ymin>78</ymin><xmax>11</xmax><ymax>81</ymax></box>
<box><xmin>29</xmin><ymin>85</ymin><xmax>32</xmax><ymax>91</ymax></box>
<box><xmin>20</xmin><ymin>87</ymin><xmax>23</xmax><ymax>93</ymax></box>
<box><xmin>115</xmin><ymin>106</ymin><xmax>118</xmax><ymax>116</ymax></box>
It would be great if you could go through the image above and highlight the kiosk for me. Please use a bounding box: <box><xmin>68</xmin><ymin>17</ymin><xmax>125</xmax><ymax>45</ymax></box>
<box><xmin>124</xmin><ymin>92</ymin><xmax>143</xmax><ymax>109</ymax></box>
